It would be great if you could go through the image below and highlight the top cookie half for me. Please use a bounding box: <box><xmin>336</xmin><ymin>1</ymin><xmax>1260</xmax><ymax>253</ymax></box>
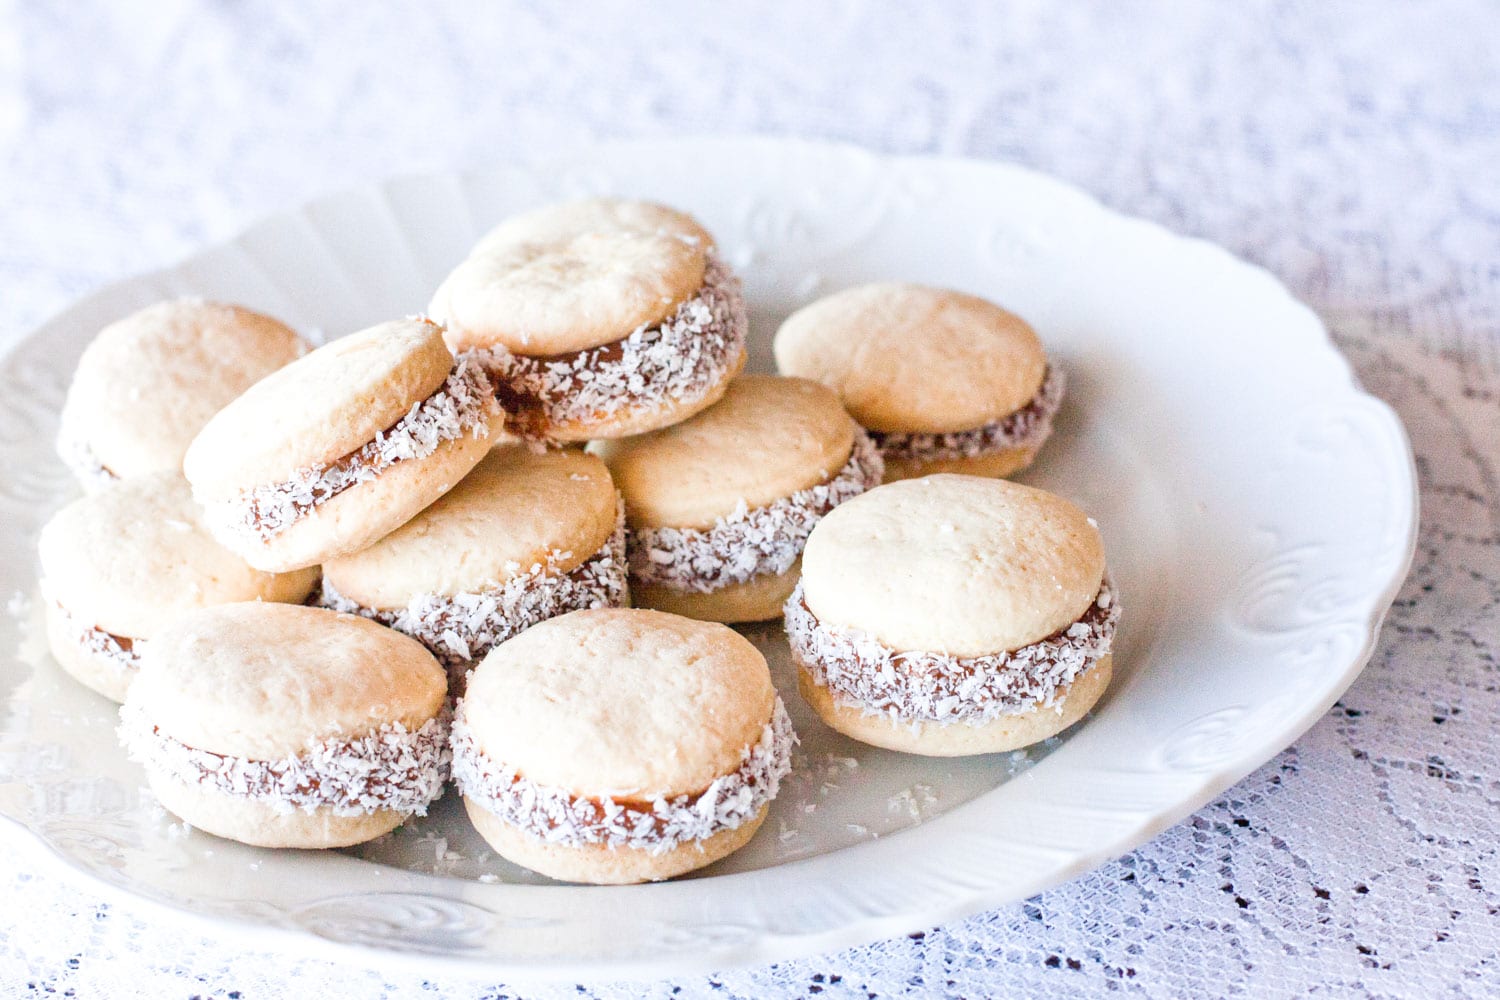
<box><xmin>430</xmin><ymin>198</ymin><xmax>716</xmax><ymax>356</ymax></box>
<box><xmin>774</xmin><ymin>283</ymin><xmax>1048</xmax><ymax>434</ymax></box>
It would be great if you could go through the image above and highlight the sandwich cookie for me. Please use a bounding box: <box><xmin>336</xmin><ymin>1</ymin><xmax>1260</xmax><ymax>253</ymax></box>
<box><xmin>429</xmin><ymin>198</ymin><xmax>747</xmax><ymax>443</ymax></box>
<box><xmin>120</xmin><ymin>603</ymin><xmax>449</xmax><ymax>849</ymax></box>
<box><xmin>451</xmin><ymin>608</ymin><xmax>795</xmax><ymax>884</ymax></box>
<box><xmin>57</xmin><ymin>300</ymin><xmax>308</xmax><ymax>488</ymax></box>
<box><xmin>36</xmin><ymin>473</ymin><xmax>318</xmax><ymax>703</ymax></box>
<box><xmin>786</xmin><ymin>475</ymin><xmax>1119</xmax><ymax>756</ymax></box>
<box><xmin>774</xmin><ymin>283</ymin><xmax>1063</xmax><ymax>481</ymax></box>
<box><xmin>318</xmin><ymin>446</ymin><xmax>628</xmax><ymax>689</ymax></box>
<box><xmin>184</xmin><ymin>318</ymin><xmax>501</xmax><ymax>572</ymax></box>
<box><xmin>595</xmin><ymin>374</ymin><xmax>882</xmax><ymax>623</ymax></box>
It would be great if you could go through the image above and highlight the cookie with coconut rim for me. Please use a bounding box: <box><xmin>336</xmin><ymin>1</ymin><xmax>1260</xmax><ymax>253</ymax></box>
<box><xmin>183</xmin><ymin>317</ymin><xmax>501</xmax><ymax>572</ymax></box>
<box><xmin>786</xmin><ymin>475</ymin><xmax>1119</xmax><ymax>756</ymax></box>
<box><xmin>594</xmin><ymin>374</ymin><xmax>882</xmax><ymax>623</ymax></box>
<box><xmin>429</xmin><ymin>198</ymin><xmax>747</xmax><ymax>443</ymax></box>
<box><xmin>774</xmin><ymin>283</ymin><xmax>1063</xmax><ymax>481</ymax></box>
<box><xmin>318</xmin><ymin>446</ymin><xmax>628</xmax><ymax>690</ymax></box>
<box><xmin>451</xmin><ymin>608</ymin><xmax>796</xmax><ymax>884</ymax></box>
<box><xmin>37</xmin><ymin>472</ymin><xmax>318</xmax><ymax>703</ymax></box>
<box><xmin>120</xmin><ymin>603</ymin><xmax>450</xmax><ymax>849</ymax></box>
<box><xmin>57</xmin><ymin>300</ymin><xmax>309</xmax><ymax>488</ymax></box>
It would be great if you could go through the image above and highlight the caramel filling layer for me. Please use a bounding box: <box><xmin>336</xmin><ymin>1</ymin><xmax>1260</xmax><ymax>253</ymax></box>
<box><xmin>213</xmin><ymin>355</ymin><xmax>495</xmax><ymax>543</ymax></box>
<box><xmin>786</xmin><ymin>576</ymin><xmax>1119</xmax><ymax>724</ymax></box>
<box><xmin>869</xmin><ymin>365</ymin><xmax>1065</xmax><ymax>464</ymax></box>
<box><xmin>119</xmin><ymin>700</ymin><xmax>451</xmax><ymax>818</ymax></box>
<box><xmin>628</xmin><ymin>429</ymin><xmax>884</xmax><ymax>594</ymax></box>
<box><xmin>54</xmin><ymin>601</ymin><xmax>141</xmax><ymax>674</ymax></box>
<box><xmin>450</xmin><ymin>697</ymin><xmax>796</xmax><ymax>855</ymax></box>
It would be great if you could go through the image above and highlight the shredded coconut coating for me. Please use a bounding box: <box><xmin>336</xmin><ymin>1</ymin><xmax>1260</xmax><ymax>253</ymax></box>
<box><xmin>55</xmin><ymin>433</ymin><xmax>118</xmax><ymax>488</ymax></box>
<box><xmin>786</xmin><ymin>577</ymin><xmax>1119</xmax><ymax>724</ymax></box>
<box><xmin>629</xmin><ymin>429</ymin><xmax>884</xmax><ymax>594</ymax></box>
<box><xmin>473</xmin><ymin>252</ymin><xmax>747</xmax><ymax>441</ymax></box>
<box><xmin>451</xmin><ymin>696</ymin><xmax>795</xmax><ymax>855</ymax></box>
<box><xmin>118</xmin><ymin>700</ymin><xmax>451</xmax><ymax>818</ymax></box>
<box><xmin>316</xmin><ymin>500</ymin><xmax>629</xmax><ymax>684</ymax></box>
<box><xmin>212</xmin><ymin>354</ymin><xmax>496</xmax><ymax>543</ymax></box>
<box><xmin>869</xmin><ymin>365</ymin><xmax>1065</xmax><ymax>462</ymax></box>
<box><xmin>55</xmin><ymin>602</ymin><xmax>140</xmax><ymax>673</ymax></box>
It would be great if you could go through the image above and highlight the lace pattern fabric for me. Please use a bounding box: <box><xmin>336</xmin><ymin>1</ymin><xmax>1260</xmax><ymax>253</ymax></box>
<box><xmin>2</xmin><ymin>3</ymin><xmax>1495</xmax><ymax>996</ymax></box>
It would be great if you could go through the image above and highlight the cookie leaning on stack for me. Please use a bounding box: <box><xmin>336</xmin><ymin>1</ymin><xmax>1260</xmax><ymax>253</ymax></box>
<box><xmin>318</xmin><ymin>446</ymin><xmax>629</xmax><ymax>690</ymax></box>
<box><xmin>430</xmin><ymin>198</ymin><xmax>748</xmax><ymax>443</ymax></box>
<box><xmin>184</xmin><ymin>317</ymin><xmax>501</xmax><ymax>572</ymax></box>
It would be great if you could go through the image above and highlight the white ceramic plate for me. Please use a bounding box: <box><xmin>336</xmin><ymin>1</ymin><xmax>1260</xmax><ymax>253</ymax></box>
<box><xmin>0</xmin><ymin>138</ymin><xmax>1416</xmax><ymax>981</ymax></box>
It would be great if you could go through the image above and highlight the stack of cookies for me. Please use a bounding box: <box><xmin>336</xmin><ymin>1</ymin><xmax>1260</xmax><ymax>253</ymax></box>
<box><xmin>39</xmin><ymin>197</ymin><xmax>1118</xmax><ymax>884</ymax></box>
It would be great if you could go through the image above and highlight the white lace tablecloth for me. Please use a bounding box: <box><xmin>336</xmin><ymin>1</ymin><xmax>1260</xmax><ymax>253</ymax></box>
<box><xmin>3</xmin><ymin>2</ymin><xmax>1497</xmax><ymax>996</ymax></box>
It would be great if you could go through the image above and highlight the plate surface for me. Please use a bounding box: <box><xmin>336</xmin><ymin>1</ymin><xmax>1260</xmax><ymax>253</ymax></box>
<box><xmin>0</xmin><ymin>138</ymin><xmax>1416</xmax><ymax>980</ymax></box>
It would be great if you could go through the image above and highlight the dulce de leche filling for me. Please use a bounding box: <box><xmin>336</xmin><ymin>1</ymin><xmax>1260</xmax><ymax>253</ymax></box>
<box><xmin>786</xmin><ymin>576</ymin><xmax>1119</xmax><ymax>724</ymax></box>
<box><xmin>216</xmin><ymin>354</ymin><xmax>495</xmax><ymax>544</ymax></box>
<box><xmin>450</xmin><ymin>696</ymin><xmax>796</xmax><ymax>856</ymax></box>
<box><xmin>628</xmin><ymin>429</ymin><xmax>884</xmax><ymax>594</ymax></box>
<box><xmin>469</xmin><ymin>252</ymin><xmax>746</xmax><ymax>442</ymax></box>
<box><xmin>118</xmin><ymin>700</ymin><xmax>451</xmax><ymax>818</ymax></box>
<box><xmin>317</xmin><ymin>500</ymin><xmax>629</xmax><ymax>685</ymax></box>
<box><xmin>869</xmin><ymin>365</ymin><xmax>1065</xmax><ymax>464</ymax></box>
<box><xmin>53</xmin><ymin>601</ymin><xmax>141</xmax><ymax>674</ymax></box>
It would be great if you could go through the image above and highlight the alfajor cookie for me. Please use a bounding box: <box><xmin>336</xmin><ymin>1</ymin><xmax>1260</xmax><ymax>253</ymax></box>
<box><xmin>120</xmin><ymin>602</ymin><xmax>449</xmax><ymax>849</ymax></box>
<box><xmin>57</xmin><ymin>300</ymin><xmax>308</xmax><ymax>488</ymax></box>
<box><xmin>37</xmin><ymin>472</ymin><xmax>318</xmax><ymax>703</ymax></box>
<box><xmin>183</xmin><ymin>317</ymin><xmax>501</xmax><ymax>572</ymax></box>
<box><xmin>318</xmin><ymin>446</ymin><xmax>628</xmax><ymax>689</ymax></box>
<box><xmin>774</xmin><ymin>283</ymin><xmax>1063</xmax><ymax>481</ymax></box>
<box><xmin>429</xmin><ymin>198</ymin><xmax>747</xmax><ymax>443</ymax></box>
<box><xmin>595</xmin><ymin>374</ymin><xmax>882</xmax><ymax>623</ymax></box>
<box><xmin>786</xmin><ymin>475</ymin><xmax>1119</xmax><ymax>756</ymax></box>
<box><xmin>451</xmin><ymin>608</ymin><xmax>795</xmax><ymax>884</ymax></box>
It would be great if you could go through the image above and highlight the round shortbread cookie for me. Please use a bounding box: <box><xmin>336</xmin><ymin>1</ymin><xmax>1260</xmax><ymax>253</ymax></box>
<box><xmin>595</xmin><ymin>374</ymin><xmax>856</xmax><ymax>530</ymax></box>
<box><xmin>57</xmin><ymin>300</ymin><xmax>307</xmax><ymax>483</ymax></box>
<box><xmin>774</xmin><ymin>283</ymin><xmax>1048</xmax><ymax>434</ymax></box>
<box><xmin>460</xmin><ymin>608</ymin><xmax>773</xmax><ymax>796</ymax></box>
<box><xmin>431</xmin><ymin>198</ymin><xmax>713</xmax><ymax>356</ymax></box>
<box><xmin>37</xmin><ymin>472</ymin><xmax>318</xmax><ymax>640</ymax></box>
<box><xmin>800</xmin><ymin>475</ymin><xmax>1105</xmax><ymax>657</ymax></box>
<box><xmin>797</xmin><ymin>655</ymin><xmax>1113</xmax><ymax>756</ymax></box>
<box><xmin>323</xmin><ymin>446</ymin><xmax>619</xmax><ymax>607</ymax></box>
<box><xmin>122</xmin><ymin>603</ymin><xmax>449</xmax><ymax>849</ymax></box>
<box><xmin>184</xmin><ymin>318</ymin><xmax>456</xmax><ymax>497</ymax></box>
<box><xmin>132</xmin><ymin>603</ymin><xmax>446</xmax><ymax>760</ymax></box>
